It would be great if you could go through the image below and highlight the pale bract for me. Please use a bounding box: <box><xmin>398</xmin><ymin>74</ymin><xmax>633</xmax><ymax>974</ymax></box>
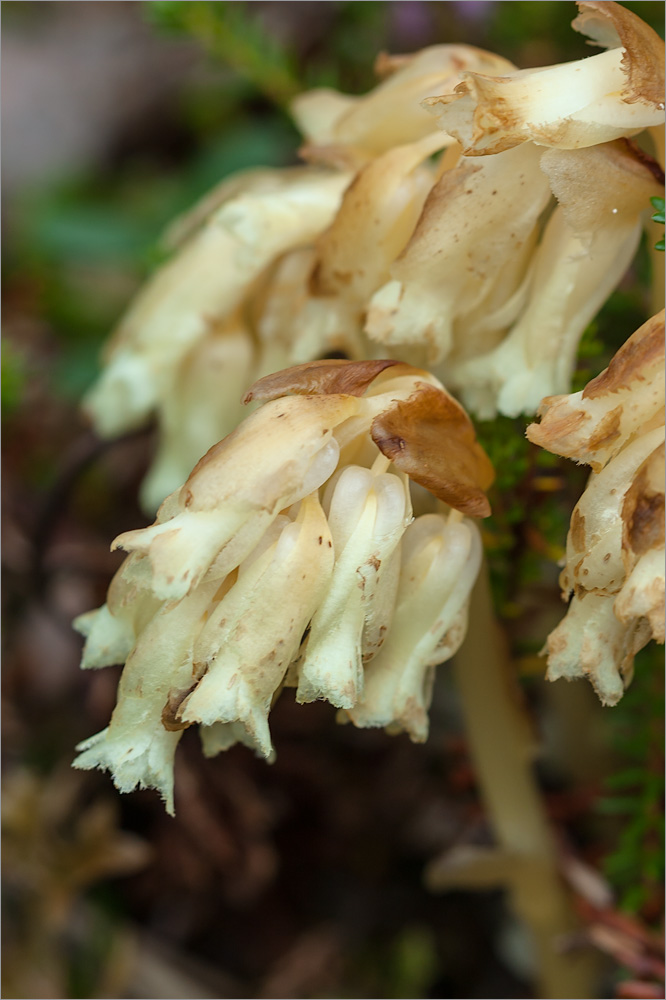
<box><xmin>450</xmin><ymin>141</ymin><xmax>664</xmax><ymax>418</ymax></box>
<box><xmin>365</xmin><ymin>142</ymin><xmax>551</xmax><ymax>364</ymax></box>
<box><xmin>83</xmin><ymin>167</ymin><xmax>351</xmax><ymax>504</ymax></box>
<box><xmin>423</xmin><ymin>1</ymin><xmax>665</xmax><ymax>155</ymax></box>
<box><xmin>526</xmin><ymin>312</ymin><xmax>665</xmax><ymax>705</ymax></box>
<box><xmin>74</xmin><ymin>361</ymin><xmax>493</xmax><ymax>813</ymax></box>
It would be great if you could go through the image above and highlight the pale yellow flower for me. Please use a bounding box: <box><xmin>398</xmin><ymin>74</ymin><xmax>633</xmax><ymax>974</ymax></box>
<box><xmin>83</xmin><ymin>167</ymin><xmax>351</xmax><ymax>458</ymax></box>
<box><xmin>140</xmin><ymin>311</ymin><xmax>254</xmax><ymax>512</ymax></box>
<box><xmin>526</xmin><ymin>311</ymin><xmax>665</xmax><ymax>705</ymax></box>
<box><xmin>75</xmin><ymin>360</ymin><xmax>493</xmax><ymax>812</ymax></box>
<box><xmin>292</xmin><ymin>45</ymin><xmax>514</xmax><ymax>161</ymax></box>
<box><xmin>450</xmin><ymin>140</ymin><xmax>664</xmax><ymax>417</ymax></box>
<box><xmin>296</xmin><ymin>465</ymin><xmax>412</xmax><ymax>709</ymax></box>
<box><xmin>347</xmin><ymin>510</ymin><xmax>482</xmax><ymax>740</ymax></box>
<box><xmin>423</xmin><ymin>1</ymin><xmax>665</xmax><ymax>155</ymax></box>
<box><xmin>365</xmin><ymin>142</ymin><xmax>551</xmax><ymax>363</ymax></box>
<box><xmin>252</xmin><ymin>131</ymin><xmax>450</xmax><ymax>378</ymax></box>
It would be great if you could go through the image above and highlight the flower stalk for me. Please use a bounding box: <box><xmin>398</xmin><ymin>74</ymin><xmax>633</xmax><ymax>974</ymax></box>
<box><xmin>445</xmin><ymin>564</ymin><xmax>595</xmax><ymax>999</ymax></box>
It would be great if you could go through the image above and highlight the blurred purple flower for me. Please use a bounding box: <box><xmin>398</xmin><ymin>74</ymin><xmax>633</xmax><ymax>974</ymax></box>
<box><xmin>454</xmin><ymin>1</ymin><xmax>496</xmax><ymax>24</ymax></box>
<box><xmin>391</xmin><ymin>2</ymin><xmax>435</xmax><ymax>47</ymax></box>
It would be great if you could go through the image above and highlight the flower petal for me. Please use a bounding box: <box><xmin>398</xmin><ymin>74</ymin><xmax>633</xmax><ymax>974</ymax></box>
<box><xmin>365</xmin><ymin>143</ymin><xmax>551</xmax><ymax>361</ymax></box>
<box><xmin>73</xmin><ymin>581</ymin><xmax>219</xmax><ymax>815</ymax></box>
<box><xmin>297</xmin><ymin>468</ymin><xmax>410</xmax><ymax>708</ymax></box>
<box><xmin>371</xmin><ymin>382</ymin><xmax>494</xmax><ymax>517</ymax></box>
<box><xmin>423</xmin><ymin>3</ymin><xmax>665</xmax><ymax>154</ymax></box>
<box><xmin>177</xmin><ymin>495</ymin><xmax>334</xmax><ymax>756</ymax></box>
<box><xmin>526</xmin><ymin>311</ymin><xmax>665</xmax><ymax>471</ymax></box>
<box><xmin>347</xmin><ymin>512</ymin><xmax>482</xmax><ymax>740</ymax></box>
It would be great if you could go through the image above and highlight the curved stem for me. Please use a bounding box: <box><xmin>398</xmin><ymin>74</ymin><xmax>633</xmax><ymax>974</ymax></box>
<box><xmin>452</xmin><ymin>562</ymin><xmax>595</xmax><ymax>999</ymax></box>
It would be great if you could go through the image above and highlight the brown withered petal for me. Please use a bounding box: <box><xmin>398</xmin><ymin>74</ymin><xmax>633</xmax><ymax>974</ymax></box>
<box><xmin>572</xmin><ymin>0</ymin><xmax>665</xmax><ymax>109</ymax></box>
<box><xmin>242</xmin><ymin>359</ymin><xmax>406</xmax><ymax>404</ymax></box>
<box><xmin>583</xmin><ymin>309</ymin><xmax>665</xmax><ymax>400</ymax></box>
<box><xmin>370</xmin><ymin>382</ymin><xmax>494</xmax><ymax>517</ymax></box>
<box><xmin>526</xmin><ymin>310</ymin><xmax>665</xmax><ymax>470</ymax></box>
<box><xmin>621</xmin><ymin>445</ymin><xmax>665</xmax><ymax>559</ymax></box>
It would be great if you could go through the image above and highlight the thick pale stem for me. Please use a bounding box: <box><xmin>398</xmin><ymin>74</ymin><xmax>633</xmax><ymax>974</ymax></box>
<box><xmin>452</xmin><ymin>563</ymin><xmax>595</xmax><ymax>999</ymax></box>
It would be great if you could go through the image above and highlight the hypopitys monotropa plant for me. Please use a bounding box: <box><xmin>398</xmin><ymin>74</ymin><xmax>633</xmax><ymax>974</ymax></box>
<box><xmin>74</xmin><ymin>361</ymin><xmax>492</xmax><ymax>814</ymax></box>
<box><xmin>527</xmin><ymin>310</ymin><xmax>665</xmax><ymax>706</ymax></box>
<box><xmin>82</xmin><ymin>1</ymin><xmax>664</xmax><ymax>513</ymax></box>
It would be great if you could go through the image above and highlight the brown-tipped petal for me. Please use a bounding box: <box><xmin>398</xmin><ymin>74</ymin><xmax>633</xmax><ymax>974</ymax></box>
<box><xmin>621</xmin><ymin>444</ymin><xmax>665</xmax><ymax>560</ymax></box>
<box><xmin>526</xmin><ymin>311</ymin><xmax>665</xmax><ymax>470</ymax></box>
<box><xmin>243</xmin><ymin>359</ymin><xmax>406</xmax><ymax>404</ymax></box>
<box><xmin>370</xmin><ymin>382</ymin><xmax>494</xmax><ymax>517</ymax></box>
<box><xmin>424</xmin><ymin>6</ymin><xmax>664</xmax><ymax>156</ymax></box>
<box><xmin>583</xmin><ymin>309</ymin><xmax>665</xmax><ymax>400</ymax></box>
<box><xmin>572</xmin><ymin>1</ymin><xmax>665</xmax><ymax>109</ymax></box>
<box><xmin>291</xmin><ymin>45</ymin><xmax>515</xmax><ymax>157</ymax></box>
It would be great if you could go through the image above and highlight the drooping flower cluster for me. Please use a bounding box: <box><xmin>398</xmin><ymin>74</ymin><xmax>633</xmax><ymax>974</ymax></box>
<box><xmin>72</xmin><ymin>2</ymin><xmax>665</xmax><ymax>820</ymax></box>
<box><xmin>83</xmin><ymin>1</ymin><xmax>664</xmax><ymax>511</ymax></box>
<box><xmin>74</xmin><ymin>361</ymin><xmax>493</xmax><ymax>813</ymax></box>
<box><xmin>526</xmin><ymin>311</ymin><xmax>665</xmax><ymax>705</ymax></box>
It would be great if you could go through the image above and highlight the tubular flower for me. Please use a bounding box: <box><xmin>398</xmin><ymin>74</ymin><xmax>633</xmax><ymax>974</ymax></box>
<box><xmin>423</xmin><ymin>1</ymin><xmax>665</xmax><ymax>155</ymax></box>
<box><xmin>292</xmin><ymin>45</ymin><xmax>515</xmax><ymax>162</ymax></box>
<box><xmin>449</xmin><ymin>140</ymin><xmax>664</xmax><ymax>418</ymax></box>
<box><xmin>74</xmin><ymin>361</ymin><xmax>493</xmax><ymax>813</ymax></box>
<box><xmin>365</xmin><ymin>142</ymin><xmax>552</xmax><ymax>362</ymax></box>
<box><xmin>83</xmin><ymin>167</ymin><xmax>352</xmax><ymax>503</ymax></box>
<box><xmin>251</xmin><ymin>130</ymin><xmax>451</xmax><ymax>378</ymax></box>
<box><xmin>82</xmin><ymin>5</ymin><xmax>664</xmax><ymax>515</ymax></box>
<box><xmin>82</xmin><ymin>45</ymin><xmax>509</xmax><ymax>513</ymax></box>
<box><xmin>526</xmin><ymin>311</ymin><xmax>665</xmax><ymax>705</ymax></box>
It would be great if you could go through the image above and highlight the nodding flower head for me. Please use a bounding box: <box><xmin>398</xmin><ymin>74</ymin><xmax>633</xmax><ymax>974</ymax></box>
<box><xmin>74</xmin><ymin>360</ymin><xmax>493</xmax><ymax>813</ymax></box>
<box><xmin>527</xmin><ymin>310</ymin><xmax>665</xmax><ymax>705</ymax></box>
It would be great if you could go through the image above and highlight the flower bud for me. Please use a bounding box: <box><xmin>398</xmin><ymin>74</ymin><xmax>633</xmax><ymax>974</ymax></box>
<box><xmin>346</xmin><ymin>510</ymin><xmax>482</xmax><ymax>740</ymax></box>
<box><xmin>297</xmin><ymin>466</ymin><xmax>411</xmax><ymax>709</ymax></box>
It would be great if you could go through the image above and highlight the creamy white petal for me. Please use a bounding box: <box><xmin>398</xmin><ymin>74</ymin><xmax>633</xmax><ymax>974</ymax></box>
<box><xmin>347</xmin><ymin>512</ymin><xmax>482</xmax><ymax>740</ymax></box>
<box><xmin>297</xmin><ymin>467</ymin><xmax>410</xmax><ymax>708</ymax></box>
<box><xmin>365</xmin><ymin>143</ymin><xmax>551</xmax><ymax>362</ymax></box>
<box><xmin>84</xmin><ymin>170</ymin><xmax>351</xmax><ymax>439</ymax></box>
<box><xmin>545</xmin><ymin>592</ymin><xmax>652</xmax><ymax>707</ymax></box>
<box><xmin>178</xmin><ymin>496</ymin><xmax>334</xmax><ymax>756</ymax></box>
<box><xmin>73</xmin><ymin>581</ymin><xmax>219</xmax><ymax>815</ymax></box>
<box><xmin>423</xmin><ymin>3</ymin><xmax>664</xmax><ymax>154</ymax></box>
